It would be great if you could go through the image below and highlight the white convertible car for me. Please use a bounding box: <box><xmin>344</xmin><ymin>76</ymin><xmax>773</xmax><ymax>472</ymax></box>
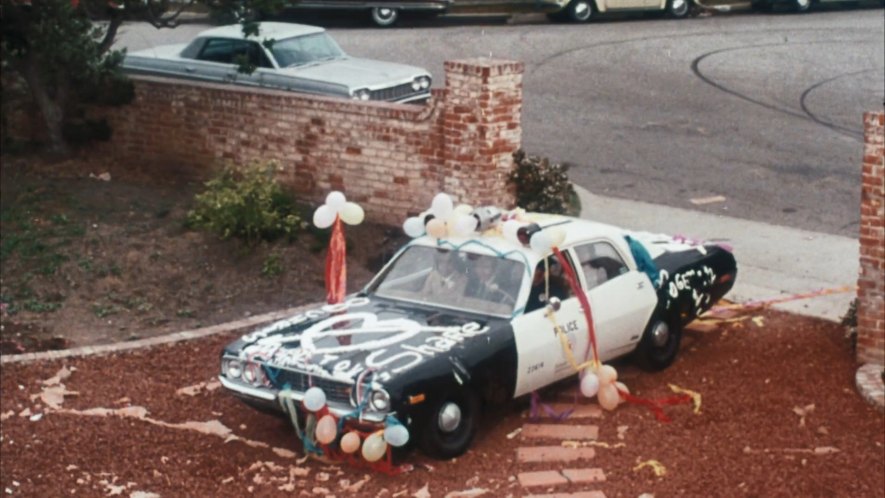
<box><xmin>121</xmin><ymin>23</ymin><xmax>432</xmax><ymax>103</ymax></box>
<box><xmin>219</xmin><ymin>208</ymin><xmax>737</xmax><ymax>459</ymax></box>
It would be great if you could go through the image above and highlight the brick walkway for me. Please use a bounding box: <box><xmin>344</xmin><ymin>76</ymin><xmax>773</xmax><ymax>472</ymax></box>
<box><xmin>516</xmin><ymin>394</ymin><xmax>609</xmax><ymax>498</ymax></box>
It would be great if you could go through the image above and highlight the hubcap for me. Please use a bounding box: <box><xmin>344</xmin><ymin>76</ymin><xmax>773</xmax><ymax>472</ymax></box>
<box><xmin>437</xmin><ymin>402</ymin><xmax>462</xmax><ymax>433</ymax></box>
<box><xmin>651</xmin><ymin>322</ymin><xmax>670</xmax><ymax>348</ymax></box>
<box><xmin>796</xmin><ymin>0</ymin><xmax>809</xmax><ymax>7</ymax></box>
<box><xmin>377</xmin><ymin>8</ymin><xmax>394</xmax><ymax>19</ymax></box>
<box><xmin>574</xmin><ymin>3</ymin><xmax>589</xmax><ymax>17</ymax></box>
<box><xmin>672</xmin><ymin>0</ymin><xmax>686</xmax><ymax>11</ymax></box>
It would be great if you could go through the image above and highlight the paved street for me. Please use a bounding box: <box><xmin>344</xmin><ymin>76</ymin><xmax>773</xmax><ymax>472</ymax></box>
<box><xmin>116</xmin><ymin>7</ymin><xmax>884</xmax><ymax>237</ymax></box>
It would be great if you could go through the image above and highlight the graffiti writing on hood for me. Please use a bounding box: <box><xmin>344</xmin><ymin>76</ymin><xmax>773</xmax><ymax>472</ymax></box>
<box><xmin>240</xmin><ymin>307</ymin><xmax>489</xmax><ymax>383</ymax></box>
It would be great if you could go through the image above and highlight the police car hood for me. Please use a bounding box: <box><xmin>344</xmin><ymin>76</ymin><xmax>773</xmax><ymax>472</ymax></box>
<box><xmin>229</xmin><ymin>297</ymin><xmax>504</xmax><ymax>385</ymax></box>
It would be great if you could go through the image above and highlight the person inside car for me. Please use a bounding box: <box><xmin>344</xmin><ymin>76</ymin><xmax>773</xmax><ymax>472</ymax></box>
<box><xmin>526</xmin><ymin>258</ymin><xmax>571</xmax><ymax>312</ymax></box>
<box><xmin>422</xmin><ymin>252</ymin><xmax>468</xmax><ymax>297</ymax></box>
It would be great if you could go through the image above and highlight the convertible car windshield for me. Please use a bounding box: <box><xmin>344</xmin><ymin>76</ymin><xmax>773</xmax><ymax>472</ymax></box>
<box><xmin>371</xmin><ymin>246</ymin><xmax>526</xmax><ymax>316</ymax></box>
<box><xmin>270</xmin><ymin>33</ymin><xmax>345</xmax><ymax>67</ymax></box>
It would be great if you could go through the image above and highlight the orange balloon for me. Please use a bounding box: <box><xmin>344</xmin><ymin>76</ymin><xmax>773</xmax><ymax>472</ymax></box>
<box><xmin>598</xmin><ymin>383</ymin><xmax>620</xmax><ymax>411</ymax></box>
<box><xmin>315</xmin><ymin>414</ymin><xmax>337</xmax><ymax>445</ymax></box>
<box><xmin>426</xmin><ymin>218</ymin><xmax>448</xmax><ymax>239</ymax></box>
<box><xmin>340</xmin><ymin>431</ymin><xmax>361</xmax><ymax>454</ymax></box>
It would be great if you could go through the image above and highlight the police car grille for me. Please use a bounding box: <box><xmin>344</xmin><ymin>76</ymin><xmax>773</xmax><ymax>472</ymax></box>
<box><xmin>274</xmin><ymin>370</ymin><xmax>352</xmax><ymax>404</ymax></box>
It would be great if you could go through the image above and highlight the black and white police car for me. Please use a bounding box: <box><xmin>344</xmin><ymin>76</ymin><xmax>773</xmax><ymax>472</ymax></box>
<box><xmin>219</xmin><ymin>209</ymin><xmax>736</xmax><ymax>459</ymax></box>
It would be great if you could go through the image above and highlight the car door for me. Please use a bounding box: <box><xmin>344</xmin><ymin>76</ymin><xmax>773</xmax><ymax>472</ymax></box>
<box><xmin>511</xmin><ymin>252</ymin><xmax>586</xmax><ymax>397</ymax></box>
<box><xmin>194</xmin><ymin>38</ymin><xmax>273</xmax><ymax>86</ymax></box>
<box><xmin>604</xmin><ymin>0</ymin><xmax>648</xmax><ymax>9</ymax></box>
<box><xmin>574</xmin><ymin>239</ymin><xmax>657</xmax><ymax>360</ymax></box>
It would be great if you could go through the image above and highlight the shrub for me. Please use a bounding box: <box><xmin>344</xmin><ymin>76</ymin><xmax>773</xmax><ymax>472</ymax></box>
<box><xmin>187</xmin><ymin>161</ymin><xmax>303</xmax><ymax>244</ymax></box>
<box><xmin>508</xmin><ymin>149</ymin><xmax>576</xmax><ymax>215</ymax></box>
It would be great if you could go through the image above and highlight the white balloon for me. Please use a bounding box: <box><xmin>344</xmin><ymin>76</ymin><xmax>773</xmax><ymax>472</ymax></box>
<box><xmin>452</xmin><ymin>214</ymin><xmax>478</xmax><ymax>237</ymax></box>
<box><xmin>340</xmin><ymin>202</ymin><xmax>365</xmax><ymax>225</ymax></box>
<box><xmin>502</xmin><ymin>220</ymin><xmax>522</xmax><ymax>244</ymax></box>
<box><xmin>548</xmin><ymin>227</ymin><xmax>566</xmax><ymax>248</ymax></box>
<box><xmin>312</xmin><ymin>205</ymin><xmax>336</xmax><ymax>229</ymax></box>
<box><xmin>303</xmin><ymin>387</ymin><xmax>326</xmax><ymax>412</ymax></box>
<box><xmin>529</xmin><ymin>231</ymin><xmax>553</xmax><ymax>254</ymax></box>
<box><xmin>580</xmin><ymin>372</ymin><xmax>600</xmax><ymax>398</ymax></box>
<box><xmin>454</xmin><ymin>204</ymin><xmax>473</xmax><ymax>215</ymax></box>
<box><xmin>325</xmin><ymin>191</ymin><xmax>346</xmax><ymax>210</ymax></box>
<box><xmin>430</xmin><ymin>193</ymin><xmax>454</xmax><ymax>219</ymax></box>
<box><xmin>383</xmin><ymin>424</ymin><xmax>409</xmax><ymax>447</ymax></box>
<box><xmin>403</xmin><ymin>217</ymin><xmax>425</xmax><ymax>238</ymax></box>
<box><xmin>361</xmin><ymin>432</ymin><xmax>388</xmax><ymax>462</ymax></box>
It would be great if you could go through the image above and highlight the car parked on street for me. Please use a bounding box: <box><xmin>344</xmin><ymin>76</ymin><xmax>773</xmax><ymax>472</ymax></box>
<box><xmin>751</xmin><ymin>0</ymin><xmax>883</xmax><ymax>12</ymax></box>
<box><xmin>121</xmin><ymin>22</ymin><xmax>432</xmax><ymax>103</ymax></box>
<box><xmin>219</xmin><ymin>208</ymin><xmax>737</xmax><ymax>458</ymax></box>
<box><xmin>551</xmin><ymin>0</ymin><xmax>694</xmax><ymax>22</ymax></box>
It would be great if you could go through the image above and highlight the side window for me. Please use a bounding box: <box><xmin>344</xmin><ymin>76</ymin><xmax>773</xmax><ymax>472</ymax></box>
<box><xmin>525</xmin><ymin>254</ymin><xmax>576</xmax><ymax>313</ymax></box>
<box><xmin>197</xmin><ymin>39</ymin><xmax>272</xmax><ymax>68</ymax></box>
<box><xmin>575</xmin><ymin>242</ymin><xmax>628</xmax><ymax>291</ymax></box>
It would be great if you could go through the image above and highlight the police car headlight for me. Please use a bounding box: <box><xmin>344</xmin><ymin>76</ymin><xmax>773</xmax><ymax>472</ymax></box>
<box><xmin>369</xmin><ymin>389</ymin><xmax>391</xmax><ymax>411</ymax></box>
<box><xmin>224</xmin><ymin>359</ymin><xmax>242</xmax><ymax>379</ymax></box>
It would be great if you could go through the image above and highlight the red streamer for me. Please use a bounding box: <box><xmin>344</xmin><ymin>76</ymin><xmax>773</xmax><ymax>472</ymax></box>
<box><xmin>552</xmin><ymin>247</ymin><xmax>600</xmax><ymax>366</ymax></box>
<box><xmin>617</xmin><ymin>388</ymin><xmax>693</xmax><ymax>423</ymax></box>
<box><xmin>325</xmin><ymin>217</ymin><xmax>347</xmax><ymax>304</ymax></box>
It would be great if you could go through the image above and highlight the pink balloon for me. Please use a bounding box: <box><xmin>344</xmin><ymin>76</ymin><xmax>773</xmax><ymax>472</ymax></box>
<box><xmin>598</xmin><ymin>383</ymin><xmax>620</xmax><ymax>411</ymax></box>
<box><xmin>340</xmin><ymin>431</ymin><xmax>361</xmax><ymax>454</ymax></box>
<box><xmin>315</xmin><ymin>414</ymin><xmax>337</xmax><ymax>445</ymax></box>
<box><xmin>426</xmin><ymin>218</ymin><xmax>448</xmax><ymax>239</ymax></box>
<box><xmin>597</xmin><ymin>364</ymin><xmax>618</xmax><ymax>385</ymax></box>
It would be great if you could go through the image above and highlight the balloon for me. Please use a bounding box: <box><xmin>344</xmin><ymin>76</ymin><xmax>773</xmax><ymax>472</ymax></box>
<box><xmin>579</xmin><ymin>372</ymin><xmax>600</xmax><ymax>398</ymax></box>
<box><xmin>502</xmin><ymin>220</ymin><xmax>522</xmax><ymax>244</ymax></box>
<box><xmin>430</xmin><ymin>193</ymin><xmax>454</xmax><ymax>219</ymax></box>
<box><xmin>340</xmin><ymin>431</ymin><xmax>361</xmax><ymax>454</ymax></box>
<box><xmin>598</xmin><ymin>383</ymin><xmax>620</xmax><ymax>411</ymax></box>
<box><xmin>361</xmin><ymin>432</ymin><xmax>388</xmax><ymax>462</ymax></box>
<box><xmin>325</xmin><ymin>191</ymin><xmax>346</xmax><ymax>210</ymax></box>
<box><xmin>425</xmin><ymin>218</ymin><xmax>448</xmax><ymax>239</ymax></box>
<box><xmin>383</xmin><ymin>424</ymin><xmax>409</xmax><ymax>447</ymax></box>
<box><xmin>452</xmin><ymin>214</ymin><xmax>478</xmax><ymax>237</ymax></box>
<box><xmin>339</xmin><ymin>202</ymin><xmax>365</xmax><ymax>225</ymax></box>
<box><xmin>454</xmin><ymin>204</ymin><xmax>473</xmax><ymax>215</ymax></box>
<box><xmin>312</xmin><ymin>205</ymin><xmax>336</xmax><ymax>229</ymax></box>
<box><xmin>403</xmin><ymin>217</ymin><xmax>424</xmax><ymax>238</ymax></box>
<box><xmin>315</xmin><ymin>414</ymin><xmax>337</xmax><ymax>445</ymax></box>
<box><xmin>529</xmin><ymin>231</ymin><xmax>553</xmax><ymax>254</ymax></box>
<box><xmin>614</xmin><ymin>381</ymin><xmax>630</xmax><ymax>404</ymax></box>
<box><xmin>548</xmin><ymin>227</ymin><xmax>566</xmax><ymax>248</ymax></box>
<box><xmin>303</xmin><ymin>387</ymin><xmax>326</xmax><ymax>412</ymax></box>
<box><xmin>597</xmin><ymin>364</ymin><xmax>618</xmax><ymax>385</ymax></box>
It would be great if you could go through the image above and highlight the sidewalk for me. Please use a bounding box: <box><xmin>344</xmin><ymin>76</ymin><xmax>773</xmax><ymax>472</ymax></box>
<box><xmin>575</xmin><ymin>186</ymin><xmax>859</xmax><ymax>323</ymax></box>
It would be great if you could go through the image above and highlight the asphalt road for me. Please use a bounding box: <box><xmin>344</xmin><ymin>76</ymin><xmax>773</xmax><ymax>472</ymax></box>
<box><xmin>116</xmin><ymin>6</ymin><xmax>884</xmax><ymax>237</ymax></box>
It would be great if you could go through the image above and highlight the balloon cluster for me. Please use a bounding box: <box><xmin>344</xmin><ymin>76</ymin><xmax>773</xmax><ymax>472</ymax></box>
<box><xmin>402</xmin><ymin>193</ymin><xmax>477</xmax><ymax>239</ymax></box>
<box><xmin>313</xmin><ymin>191</ymin><xmax>365</xmax><ymax>228</ymax></box>
<box><xmin>500</xmin><ymin>220</ymin><xmax>566</xmax><ymax>254</ymax></box>
<box><xmin>302</xmin><ymin>387</ymin><xmax>410</xmax><ymax>463</ymax></box>
<box><xmin>579</xmin><ymin>364</ymin><xmax>629</xmax><ymax>411</ymax></box>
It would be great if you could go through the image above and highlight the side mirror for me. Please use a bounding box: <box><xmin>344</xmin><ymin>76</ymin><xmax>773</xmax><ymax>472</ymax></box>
<box><xmin>546</xmin><ymin>296</ymin><xmax>562</xmax><ymax>313</ymax></box>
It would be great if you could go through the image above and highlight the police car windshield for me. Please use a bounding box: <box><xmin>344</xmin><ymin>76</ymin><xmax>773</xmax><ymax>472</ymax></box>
<box><xmin>371</xmin><ymin>246</ymin><xmax>525</xmax><ymax>317</ymax></box>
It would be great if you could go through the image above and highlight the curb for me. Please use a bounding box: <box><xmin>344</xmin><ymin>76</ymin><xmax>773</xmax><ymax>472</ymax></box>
<box><xmin>0</xmin><ymin>303</ymin><xmax>317</xmax><ymax>366</ymax></box>
<box><xmin>855</xmin><ymin>363</ymin><xmax>885</xmax><ymax>412</ymax></box>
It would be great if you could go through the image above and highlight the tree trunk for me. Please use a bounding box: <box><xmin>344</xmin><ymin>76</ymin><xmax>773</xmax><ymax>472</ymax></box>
<box><xmin>21</xmin><ymin>56</ymin><xmax>70</xmax><ymax>156</ymax></box>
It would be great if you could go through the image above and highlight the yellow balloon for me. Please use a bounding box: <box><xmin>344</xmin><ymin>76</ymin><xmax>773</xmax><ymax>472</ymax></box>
<box><xmin>315</xmin><ymin>414</ymin><xmax>337</xmax><ymax>445</ymax></box>
<box><xmin>340</xmin><ymin>431</ymin><xmax>361</xmax><ymax>454</ymax></box>
<box><xmin>361</xmin><ymin>431</ymin><xmax>388</xmax><ymax>462</ymax></box>
<box><xmin>340</xmin><ymin>202</ymin><xmax>365</xmax><ymax>225</ymax></box>
<box><xmin>598</xmin><ymin>383</ymin><xmax>620</xmax><ymax>411</ymax></box>
<box><xmin>597</xmin><ymin>364</ymin><xmax>618</xmax><ymax>385</ymax></box>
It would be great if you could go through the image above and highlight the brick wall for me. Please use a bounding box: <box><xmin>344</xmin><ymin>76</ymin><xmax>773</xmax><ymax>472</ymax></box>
<box><xmin>93</xmin><ymin>59</ymin><xmax>523</xmax><ymax>225</ymax></box>
<box><xmin>857</xmin><ymin>111</ymin><xmax>885</xmax><ymax>365</ymax></box>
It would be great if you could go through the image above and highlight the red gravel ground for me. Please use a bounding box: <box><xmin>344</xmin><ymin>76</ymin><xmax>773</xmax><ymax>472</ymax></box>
<box><xmin>2</xmin><ymin>308</ymin><xmax>883</xmax><ymax>497</ymax></box>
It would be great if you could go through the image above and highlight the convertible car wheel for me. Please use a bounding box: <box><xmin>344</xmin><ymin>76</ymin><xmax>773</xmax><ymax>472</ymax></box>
<box><xmin>793</xmin><ymin>0</ymin><xmax>811</xmax><ymax>11</ymax></box>
<box><xmin>667</xmin><ymin>0</ymin><xmax>691</xmax><ymax>18</ymax></box>
<box><xmin>635</xmin><ymin>314</ymin><xmax>683</xmax><ymax>371</ymax></box>
<box><xmin>371</xmin><ymin>7</ymin><xmax>399</xmax><ymax>27</ymax></box>
<box><xmin>566</xmin><ymin>0</ymin><xmax>593</xmax><ymax>22</ymax></box>
<box><xmin>419</xmin><ymin>388</ymin><xmax>479</xmax><ymax>459</ymax></box>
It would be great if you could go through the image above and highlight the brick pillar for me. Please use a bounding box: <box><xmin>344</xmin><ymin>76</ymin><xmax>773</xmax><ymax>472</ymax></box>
<box><xmin>442</xmin><ymin>59</ymin><xmax>523</xmax><ymax>208</ymax></box>
<box><xmin>857</xmin><ymin>111</ymin><xmax>885</xmax><ymax>365</ymax></box>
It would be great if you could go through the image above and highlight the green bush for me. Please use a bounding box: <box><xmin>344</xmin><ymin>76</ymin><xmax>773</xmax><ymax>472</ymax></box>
<box><xmin>187</xmin><ymin>161</ymin><xmax>303</xmax><ymax>244</ymax></box>
<box><xmin>508</xmin><ymin>149</ymin><xmax>576</xmax><ymax>215</ymax></box>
